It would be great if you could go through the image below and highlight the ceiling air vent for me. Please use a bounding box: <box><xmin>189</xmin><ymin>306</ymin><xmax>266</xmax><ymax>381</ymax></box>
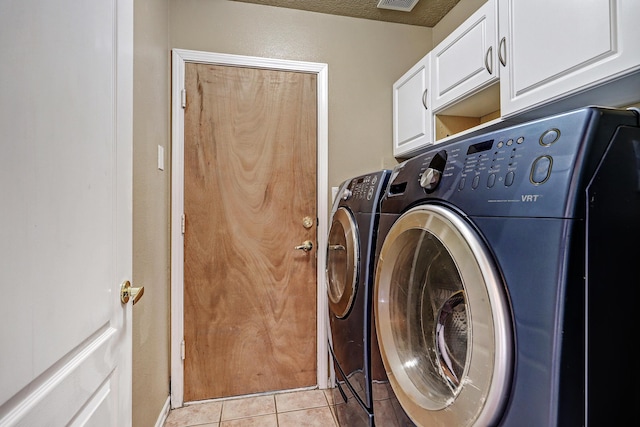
<box><xmin>377</xmin><ymin>0</ymin><xmax>420</xmax><ymax>12</ymax></box>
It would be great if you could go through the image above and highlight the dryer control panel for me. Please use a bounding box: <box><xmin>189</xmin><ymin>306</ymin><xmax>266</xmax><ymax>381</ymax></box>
<box><xmin>339</xmin><ymin>170</ymin><xmax>391</xmax><ymax>214</ymax></box>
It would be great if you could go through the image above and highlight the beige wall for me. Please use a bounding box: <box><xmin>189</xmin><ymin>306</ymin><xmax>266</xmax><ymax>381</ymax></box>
<box><xmin>133</xmin><ymin>0</ymin><xmax>171</xmax><ymax>426</ymax></box>
<box><xmin>169</xmin><ymin>0</ymin><xmax>432</xmax><ymax>189</ymax></box>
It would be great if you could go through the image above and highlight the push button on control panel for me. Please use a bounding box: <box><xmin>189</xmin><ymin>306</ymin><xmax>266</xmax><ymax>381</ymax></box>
<box><xmin>540</xmin><ymin>128</ymin><xmax>560</xmax><ymax>146</ymax></box>
<box><xmin>487</xmin><ymin>173</ymin><xmax>496</xmax><ymax>188</ymax></box>
<box><xmin>531</xmin><ymin>155</ymin><xmax>553</xmax><ymax>184</ymax></box>
<box><xmin>458</xmin><ymin>177</ymin><xmax>466</xmax><ymax>191</ymax></box>
<box><xmin>505</xmin><ymin>171</ymin><xmax>515</xmax><ymax>187</ymax></box>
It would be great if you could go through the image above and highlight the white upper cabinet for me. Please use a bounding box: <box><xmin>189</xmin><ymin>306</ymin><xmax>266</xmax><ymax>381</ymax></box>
<box><xmin>393</xmin><ymin>53</ymin><xmax>432</xmax><ymax>158</ymax></box>
<box><xmin>498</xmin><ymin>0</ymin><xmax>640</xmax><ymax>117</ymax></box>
<box><xmin>431</xmin><ymin>0</ymin><xmax>498</xmax><ymax>112</ymax></box>
<box><xmin>391</xmin><ymin>0</ymin><xmax>640</xmax><ymax>158</ymax></box>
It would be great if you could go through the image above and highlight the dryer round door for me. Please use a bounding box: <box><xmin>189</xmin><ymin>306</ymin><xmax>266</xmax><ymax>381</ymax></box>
<box><xmin>374</xmin><ymin>205</ymin><xmax>513</xmax><ymax>427</ymax></box>
<box><xmin>327</xmin><ymin>207</ymin><xmax>359</xmax><ymax>318</ymax></box>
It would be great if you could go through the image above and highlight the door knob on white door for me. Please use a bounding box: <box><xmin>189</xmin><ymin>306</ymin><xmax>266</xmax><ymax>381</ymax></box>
<box><xmin>120</xmin><ymin>280</ymin><xmax>145</xmax><ymax>305</ymax></box>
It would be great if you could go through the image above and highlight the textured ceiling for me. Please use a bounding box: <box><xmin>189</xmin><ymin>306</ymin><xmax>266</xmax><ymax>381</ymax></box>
<box><xmin>231</xmin><ymin>0</ymin><xmax>461</xmax><ymax>27</ymax></box>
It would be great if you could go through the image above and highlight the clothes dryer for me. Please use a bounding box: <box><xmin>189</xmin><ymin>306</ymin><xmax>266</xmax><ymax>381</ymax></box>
<box><xmin>327</xmin><ymin>170</ymin><xmax>390</xmax><ymax>427</ymax></box>
<box><xmin>373</xmin><ymin>106</ymin><xmax>640</xmax><ymax>426</ymax></box>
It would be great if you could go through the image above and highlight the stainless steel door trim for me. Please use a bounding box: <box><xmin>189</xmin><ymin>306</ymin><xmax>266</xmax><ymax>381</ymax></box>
<box><xmin>374</xmin><ymin>204</ymin><xmax>513</xmax><ymax>427</ymax></box>
<box><xmin>326</xmin><ymin>207</ymin><xmax>360</xmax><ymax>318</ymax></box>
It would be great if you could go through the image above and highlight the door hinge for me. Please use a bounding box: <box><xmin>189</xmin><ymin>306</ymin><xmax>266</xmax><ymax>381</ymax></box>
<box><xmin>181</xmin><ymin>89</ymin><xmax>186</xmax><ymax>108</ymax></box>
<box><xmin>181</xmin><ymin>214</ymin><xmax>186</xmax><ymax>234</ymax></box>
<box><xmin>181</xmin><ymin>340</ymin><xmax>186</xmax><ymax>360</ymax></box>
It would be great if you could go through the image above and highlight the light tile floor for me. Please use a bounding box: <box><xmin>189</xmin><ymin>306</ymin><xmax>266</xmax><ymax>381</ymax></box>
<box><xmin>163</xmin><ymin>389</ymin><xmax>338</xmax><ymax>427</ymax></box>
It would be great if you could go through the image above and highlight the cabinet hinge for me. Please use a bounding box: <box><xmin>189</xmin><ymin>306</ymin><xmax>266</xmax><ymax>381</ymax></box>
<box><xmin>181</xmin><ymin>89</ymin><xmax>186</xmax><ymax>108</ymax></box>
<box><xmin>181</xmin><ymin>340</ymin><xmax>186</xmax><ymax>360</ymax></box>
<box><xmin>181</xmin><ymin>214</ymin><xmax>185</xmax><ymax>235</ymax></box>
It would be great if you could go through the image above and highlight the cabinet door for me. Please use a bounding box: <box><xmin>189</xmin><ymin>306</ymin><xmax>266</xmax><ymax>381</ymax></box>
<box><xmin>431</xmin><ymin>0</ymin><xmax>498</xmax><ymax>112</ymax></box>
<box><xmin>499</xmin><ymin>0</ymin><xmax>640</xmax><ymax>117</ymax></box>
<box><xmin>393</xmin><ymin>53</ymin><xmax>432</xmax><ymax>158</ymax></box>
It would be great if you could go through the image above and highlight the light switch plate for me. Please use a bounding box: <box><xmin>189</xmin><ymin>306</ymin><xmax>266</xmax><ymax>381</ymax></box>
<box><xmin>158</xmin><ymin>145</ymin><xmax>164</xmax><ymax>171</ymax></box>
<box><xmin>332</xmin><ymin>186</ymin><xmax>339</xmax><ymax>201</ymax></box>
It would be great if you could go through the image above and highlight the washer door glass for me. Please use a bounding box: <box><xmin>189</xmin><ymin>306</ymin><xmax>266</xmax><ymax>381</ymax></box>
<box><xmin>375</xmin><ymin>205</ymin><xmax>512</xmax><ymax>427</ymax></box>
<box><xmin>327</xmin><ymin>207</ymin><xmax>359</xmax><ymax>318</ymax></box>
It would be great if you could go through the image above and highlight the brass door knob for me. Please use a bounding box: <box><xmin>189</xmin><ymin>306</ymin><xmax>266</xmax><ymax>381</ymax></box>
<box><xmin>294</xmin><ymin>240</ymin><xmax>313</xmax><ymax>252</ymax></box>
<box><xmin>302</xmin><ymin>216</ymin><xmax>314</xmax><ymax>229</ymax></box>
<box><xmin>120</xmin><ymin>280</ymin><xmax>144</xmax><ymax>305</ymax></box>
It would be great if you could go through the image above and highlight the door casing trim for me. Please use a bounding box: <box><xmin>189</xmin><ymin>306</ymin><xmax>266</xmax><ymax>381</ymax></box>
<box><xmin>170</xmin><ymin>48</ymin><xmax>329</xmax><ymax>408</ymax></box>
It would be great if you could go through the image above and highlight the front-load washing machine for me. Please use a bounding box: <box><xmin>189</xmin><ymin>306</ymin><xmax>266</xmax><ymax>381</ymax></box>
<box><xmin>373</xmin><ymin>106</ymin><xmax>640</xmax><ymax>426</ymax></box>
<box><xmin>327</xmin><ymin>170</ymin><xmax>391</xmax><ymax>426</ymax></box>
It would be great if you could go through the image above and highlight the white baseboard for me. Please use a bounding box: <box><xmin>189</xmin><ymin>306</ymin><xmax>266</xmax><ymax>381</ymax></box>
<box><xmin>154</xmin><ymin>396</ymin><xmax>171</xmax><ymax>427</ymax></box>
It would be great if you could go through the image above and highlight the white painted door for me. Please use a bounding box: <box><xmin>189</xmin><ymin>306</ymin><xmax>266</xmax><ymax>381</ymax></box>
<box><xmin>0</xmin><ymin>0</ymin><xmax>133</xmax><ymax>426</ymax></box>
<box><xmin>393</xmin><ymin>53</ymin><xmax>433</xmax><ymax>158</ymax></box>
<box><xmin>498</xmin><ymin>0</ymin><xmax>640</xmax><ymax>117</ymax></box>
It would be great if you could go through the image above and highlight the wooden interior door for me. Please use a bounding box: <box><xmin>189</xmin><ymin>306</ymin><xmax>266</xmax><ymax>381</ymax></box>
<box><xmin>182</xmin><ymin>63</ymin><xmax>318</xmax><ymax>401</ymax></box>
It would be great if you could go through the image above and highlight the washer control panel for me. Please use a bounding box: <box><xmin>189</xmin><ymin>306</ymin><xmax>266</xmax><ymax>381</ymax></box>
<box><xmin>384</xmin><ymin>107</ymin><xmax>639</xmax><ymax>218</ymax></box>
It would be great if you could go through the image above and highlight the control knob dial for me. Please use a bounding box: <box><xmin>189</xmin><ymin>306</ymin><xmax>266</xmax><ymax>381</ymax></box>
<box><xmin>420</xmin><ymin>168</ymin><xmax>442</xmax><ymax>191</ymax></box>
<box><xmin>420</xmin><ymin>149</ymin><xmax>448</xmax><ymax>193</ymax></box>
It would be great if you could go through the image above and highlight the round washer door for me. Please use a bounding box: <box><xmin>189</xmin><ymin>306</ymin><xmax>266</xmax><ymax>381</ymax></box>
<box><xmin>375</xmin><ymin>205</ymin><xmax>513</xmax><ymax>427</ymax></box>
<box><xmin>327</xmin><ymin>207</ymin><xmax>359</xmax><ymax>318</ymax></box>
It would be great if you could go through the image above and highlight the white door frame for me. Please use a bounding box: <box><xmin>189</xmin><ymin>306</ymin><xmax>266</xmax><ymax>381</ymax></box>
<box><xmin>170</xmin><ymin>48</ymin><xmax>329</xmax><ymax>408</ymax></box>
